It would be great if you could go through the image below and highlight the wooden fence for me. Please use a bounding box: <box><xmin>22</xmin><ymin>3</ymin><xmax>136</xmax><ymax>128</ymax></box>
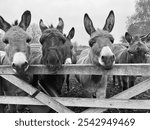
<box><xmin>0</xmin><ymin>64</ymin><xmax>150</xmax><ymax>113</ymax></box>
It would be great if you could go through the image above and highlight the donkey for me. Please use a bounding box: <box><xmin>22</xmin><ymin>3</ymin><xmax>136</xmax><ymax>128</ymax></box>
<box><xmin>38</xmin><ymin>18</ymin><xmax>75</xmax><ymax>97</ymax></box>
<box><xmin>63</xmin><ymin>32</ymin><xmax>77</xmax><ymax>91</ymax></box>
<box><xmin>113</xmin><ymin>32</ymin><xmax>150</xmax><ymax>90</ymax></box>
<box><xmin>0</xmin><ymin>12</ymin><xmax>32</xmax><ymax>74</ymax></box>
<box><xmin>74</xmin><ymin>11</ymin><xmax>115</xmax><ymax>98</ymax></box>
<box><xmin>0</xmin><ymin>10</ymin><xmax>42</xmax><ymax>112</ymax></box>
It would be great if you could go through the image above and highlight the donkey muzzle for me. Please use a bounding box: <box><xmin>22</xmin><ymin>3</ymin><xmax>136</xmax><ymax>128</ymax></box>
<box><xmin>12</xmin><ymin>61</ymin><xmax>29</xmax><ymax>73</ymax></box>
<box><xmin>12</xmin><ymin>52</ymin><xmax>29</xmax><ymax>73</ymax></box>
<box><xmin>100</xmin><ymin>55</ymin><xmax>115</xmax><ymax>70</ymax></box>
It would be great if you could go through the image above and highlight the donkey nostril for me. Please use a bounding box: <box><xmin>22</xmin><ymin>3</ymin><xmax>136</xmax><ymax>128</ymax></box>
<box><xmin>101</xmin><ymin>56</ymin><xmax>107</xmax><ymax>62</ymax></box>
<box><xmin>112</xmin><ymin>55</ymin><xmax>115</xmax><ymax>60</ymax></box>
<box><xmin>23</xmin><ymin>61</ymin><xmax>28</xmax><ymax>68</ymax></box>
<box><xmin>22</xmin><ymin>61</ymin><xmax>29</xmax><ymax>71</ymax></box>
<box><xmin>12</xmin><ymin>63</ymin><xmax>16</xmax><ymax>69</ymax></box>
<box><xmin>25</xmin><ymin>61</ymin><xmax>28</xmax><ymax>65</ymax></box>
<box><xmin>101</xmin><ymin>56</ymin><xmax>105</xmax><ymax>60</ymax></box>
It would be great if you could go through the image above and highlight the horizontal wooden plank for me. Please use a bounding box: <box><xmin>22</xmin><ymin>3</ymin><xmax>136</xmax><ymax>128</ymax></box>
<box><xmin>0</xmin><ymin>96</ymin><xmax>150</xmax><ymax>110</ymax></box>
<box><xmin>0</xmin><ymin>64</ymin><xmax>150</xmax><ymax>75</ymax></box>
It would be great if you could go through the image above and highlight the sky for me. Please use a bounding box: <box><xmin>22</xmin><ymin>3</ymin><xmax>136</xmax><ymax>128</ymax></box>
<box><xmin>0</xmin><ymin>0</ymin><xmax>136</xmax><ymax>45</ymax></box>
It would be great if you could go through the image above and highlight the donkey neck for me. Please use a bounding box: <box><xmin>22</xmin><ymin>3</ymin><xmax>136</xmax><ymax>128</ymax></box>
<box><xmin>2</xmin><ymin>54</ymin><xmax>11</xmax><ymax>65</ymax></box>
<box><xmin>88</xmin><ymin>49</ymin><xmax>102</xmax><ymax>84</ymax></box>
<box><xmin>60</xmin><ymin>44</ymin><xmax>71</xmax><ymax>63</ymax></box>
<box><xmin>82</xmin><ymin>48</ymin><xmax>93</xmax><ymax>64</ymax></box>
<box><xmin>119</xmin><ymin>49</ymin><xmax>132</xmax><ymax>63</ymax></box>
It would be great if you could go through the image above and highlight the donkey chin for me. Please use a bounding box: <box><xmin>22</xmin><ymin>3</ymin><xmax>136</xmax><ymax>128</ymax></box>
<box><xmin>12</xmin><ymin>52</ymin><xmax>29</xmax><ymax>74</ymax></box>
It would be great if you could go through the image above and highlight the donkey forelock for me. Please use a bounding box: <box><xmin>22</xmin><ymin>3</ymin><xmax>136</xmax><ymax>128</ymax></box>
<box><xmin>40</xmin><ymin>28</ymin><xmax>66</xmax><ymax>45</ymax></box>
<box><xmin>12</xmin><ymin>20</ymin><xmax>18</xmax><ymax>26</ymax></box>
<box><xmin>3</xmin><ymin>26</ymin><xmax>31</xmax><ymax>43</ymax></box>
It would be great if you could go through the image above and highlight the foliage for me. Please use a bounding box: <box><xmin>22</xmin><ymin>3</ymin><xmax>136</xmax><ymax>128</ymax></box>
<box><xmin>27</xmin><ymin>23</ymin><xmax>41</xmax><ymax>44</ymax></box>
<box><xmin>127</xmin><ymin>0</ymin><xmax>150</xmax><ymax>36</ymax></box>
<box><xmin>120</xmin><ymin>35</ymin><xmax>127</xmax><ymax>43</ymax></box>
<box><xmin>72</xmin><ymin>41</ymin><xmax>78</xmax><ymax>52</ymax></box>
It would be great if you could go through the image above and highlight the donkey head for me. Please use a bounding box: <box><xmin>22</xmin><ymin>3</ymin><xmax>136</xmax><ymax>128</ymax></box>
<box><xmin>0</xmin><ymin>10</ymin><xmax>32</xmax><ymax>74</ymax></box>
<box><xmin>84</xmin><ymin>11</ymin><xmax>115</xmax><ymax>69</ymax></box>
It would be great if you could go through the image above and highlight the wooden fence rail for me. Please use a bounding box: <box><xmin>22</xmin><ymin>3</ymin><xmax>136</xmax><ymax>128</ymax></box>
<box><xmin>0</xmin><ymin>96</ymin><xmax>150</xmax><ymax>110</ymax></box>
<box><xmin>0</xmin><ymin>64</ymin><xmax>150</xmax><ymax>112</ymax></box>
<box><xmin>1</xmin><ymin>64</ymin><xmax>150</xmax><ymax>75</ymax></box>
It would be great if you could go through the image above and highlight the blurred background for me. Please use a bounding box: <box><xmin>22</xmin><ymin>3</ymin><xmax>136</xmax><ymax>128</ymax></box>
<box><xmin>0</xmin><ymin>0</ymin><xmax>150</xmax><ymax>50</ymax></box>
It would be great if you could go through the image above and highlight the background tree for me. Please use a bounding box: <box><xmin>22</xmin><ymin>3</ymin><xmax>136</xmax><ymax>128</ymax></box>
<box><xmin>120</xmin><ymin>35</ymin><xmax>127</xmax><ymax>43</ymax></box>
<box><xmin>72</xmin><ymin>41</ymin><xmax>78</xmax><ymax>52</ymax></box>
<box><xmin>27</xmin><ymin>23</ymin><xmax>41</xmax><ymax>44</ymax></box>
<box><xmin>126</xmin><ymin>0</ymin><xmax>150</xmax><ymax>36</ymax></box>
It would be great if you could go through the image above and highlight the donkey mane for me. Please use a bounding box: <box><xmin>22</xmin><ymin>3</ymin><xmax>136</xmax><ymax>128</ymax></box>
<box><xmin>40</xmin><ymin>28</ymin><xmax>66</xmax><ymax>44</ymax></box>
<box><xmin>49</xmin><ymin>24</ymin><xmax>54</xmax><ymax>28</ymax></box>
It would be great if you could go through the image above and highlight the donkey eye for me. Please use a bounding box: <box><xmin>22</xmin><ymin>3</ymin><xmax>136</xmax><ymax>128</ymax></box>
<box><xmin>110</xmin><ymin>38</ymin><xmax>114</xmax><ymax>43</ymax></box>
<box><xmin>89</xmin><ymin>38</ymin><xmax>96</xmax><ymax>47</ymax></box>
<box><xmin>3</xmin><ymin>38</ymin><xmax>9</xmax><ymax>44</ymax></box>
<box><xmin>26</xmin><ymin>38</ymin><xmax>31</xmax><ymax>43</ymax></box>
<box><xmin>89</xmin><ymin>41</ymin><xmax>96</xmax><ymax>47</ymax></box>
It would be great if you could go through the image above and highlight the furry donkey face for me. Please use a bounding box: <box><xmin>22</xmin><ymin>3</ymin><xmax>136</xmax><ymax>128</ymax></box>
<box><xmin>0</xmin><ymin>10</ymin><xmax>32</xmax><ymax>74</ymax></box>
<box><xmin>84</xmin><ymin>11</ymin><xmax>115</xmax><ymax>69</ymax></box>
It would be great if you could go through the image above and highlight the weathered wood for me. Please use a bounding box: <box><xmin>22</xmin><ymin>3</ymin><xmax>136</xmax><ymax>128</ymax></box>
<box><xmin>0</xmin><ymin>76</ymin><xmax>4</xmax><ymax>113</ymax></box>
<box><xmin>1</xmin><ymin>64</ymin><xmax>150</xmax><ymax>112</ymax></box>
<box><xmin>0</xmin><ymin>64</ymin><xmax>150</xmax><ymax>75</ymax></box>
<box><xmin>82</xmin><ymin>78</ymin><xmax>150</xmax><ymax>113</ymax></box>
<box><xmin>1</xmin><ymin>96</ymin><xmax>150</xmax><ymax>110</ymax></box>
<box><xmin>1</xmin><ymin>75</ymin><xmax>74</xmax><ymax>113</ymax></box>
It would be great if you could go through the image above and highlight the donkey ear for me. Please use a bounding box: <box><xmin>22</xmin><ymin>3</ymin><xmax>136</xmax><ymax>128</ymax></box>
<box><xmin>0</xmin><ymin>16</ymin><xmax>11</xmax><ymax>32</ymax></box>
<box><xmin>140</xmin><ymin>32</ymin><xmax>150</xmax><ymax>43</ymax></box>
<box><xmin>39</xmin><ymin>19</ymin><xmax>48</xmax><ymax>32</ymax></box>
<box><xmin>103</xmin><ymin>10</ymin><xmax>115</xmax><ymax>32</ymax></box>
<box><xmin>67</xmin><ymin>27</ymin><xmax>75</xmax><ymax>40</ymax></box>
<box><xmin>56</xmin><ymin>17</ymin><xmax>64</xmax><ymax>33</ymax></box>
<box><xmin>84</xmin><ymin>13</ymin><xmax>96</xmax><ymax>35</ymax></box>
<box><xmin>19</xmin><ymin>10</ymin><xmax>31</xmax><ymax>31</ymax></box>
<box><xmin>125</xmin><ymin>32</ymin><xmax>133</xmax><ymax>44</ymax></box>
